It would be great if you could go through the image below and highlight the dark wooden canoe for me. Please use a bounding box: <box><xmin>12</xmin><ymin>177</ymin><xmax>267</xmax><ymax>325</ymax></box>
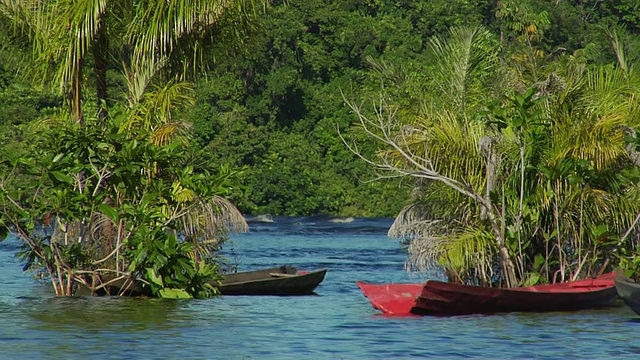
<box><xmin>75</xmin><ymin>265</ymin><xmax>326</xmax><ymax>297</ymax></box>
<box><xmin>614</xmin><ymin>274</ymin><xmax>640</xmax><ymax>316</ymax></box>
<box><xmin>357</xmin><ymin>272</ymin><xmax>618</xmax><ymax>316</ymax></box>
<box><xmin>217</xmin><ymin>265</ymin><xmax>327</xmax><ymax>295</ymax></box>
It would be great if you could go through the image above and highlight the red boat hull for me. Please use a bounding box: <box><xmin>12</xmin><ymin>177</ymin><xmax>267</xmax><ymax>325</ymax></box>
<box><xmin>357</xmin><ymin>273</ymin><xmax>618</xmax><ymax>316</ymax></box>
<box><xmin>356</xmin><ymin>282</ymin><xmax>423</xmax><ymax>315</ymax></box>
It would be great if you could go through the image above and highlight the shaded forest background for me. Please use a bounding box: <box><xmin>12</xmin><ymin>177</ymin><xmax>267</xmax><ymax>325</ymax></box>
<box><xmin>1</xmin><ymin>0</ymin><xmax>639</xmax><ymax>218</ymax></box>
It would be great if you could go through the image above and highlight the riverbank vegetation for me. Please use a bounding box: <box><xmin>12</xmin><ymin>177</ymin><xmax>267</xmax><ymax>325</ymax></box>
<box><xmin>1</xmin><ymin>0</ymin><xmax>640</xmax><ymax>293</ymax></box>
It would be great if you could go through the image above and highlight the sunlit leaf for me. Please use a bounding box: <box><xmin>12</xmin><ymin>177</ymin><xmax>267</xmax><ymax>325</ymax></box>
<box><xmin>96</xmin><ymin>204</ymin><xmax>118</xmax><ymax>222</ymax></box>
<box><xmin>158</xmin><ymin>288</ymin><xmax>191</xmax><ymax>299</ymax></box>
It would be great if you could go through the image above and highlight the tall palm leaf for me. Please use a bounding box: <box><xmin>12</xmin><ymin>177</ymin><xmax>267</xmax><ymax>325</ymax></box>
<box><xmin>123</xmin><ymin>0</ymin><xmax>266</xmax><ymax>105</ymax></box>
<box><xmin>428</xmin><ymin>26</ymin><xmax>499</xmax><ymax>113</ymax></box>
<box><xmin>121</xmin><ymin>81</ymin><xmax>195</xmax><ymax>145</ymax></box>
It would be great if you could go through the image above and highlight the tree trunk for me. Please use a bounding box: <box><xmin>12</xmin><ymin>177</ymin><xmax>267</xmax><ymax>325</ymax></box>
<box><xmin>480</xmin><ymin>136</ymin><xmax>518</xmax><ymax>287</ymax></box>
<box><xmin>479</xmin><ymin>136</ymin><xmax>498</xmax><ymax>220</ymax></box>
<box><xmin>93</xmin><ymin>17</ymin><xmax>108</xmax><ymax>121</ymax></box>
<box><xmin>486</xmin><ymin>210</ymin><xmax>518</xmax><ymax>287</ymax></box>
<box><xmin>71</xmin><ymin>63</ymin><xmax>83</xmax><ymax>125</ymax></box>
<box><xmin>498</xmin><ymin>242</ymin><xmax>518</xmax><ymax>287</ymax></box>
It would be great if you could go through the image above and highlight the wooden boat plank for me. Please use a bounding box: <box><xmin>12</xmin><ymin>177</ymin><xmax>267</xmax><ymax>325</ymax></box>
<box><xmin>412</xmin><ymin>286</ymin><xmax>618</xmax><ymax>315</ymax></box>
<box><xmin>357</xmin><ymin>272</ymin><xmax>618</xmax><ymax>316</ymax></box>
<box><xmin>268</xmin><ymin>273</ymin><xmax>298</xmax><ymax>277</ymax></box>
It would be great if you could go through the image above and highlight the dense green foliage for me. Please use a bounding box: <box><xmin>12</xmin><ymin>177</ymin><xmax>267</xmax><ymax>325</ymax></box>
<box><xmin>341</xmin><ymin>3</ymin><xmax>640</xmax><ymax>286</ymax></box>
<box><xmin>182</xmin><ymin>0</ymin><xmax>640</xmax><ymax>217</ymax></box>
<box><xmin>2</xmin><ymin>0</ymin><xmax>640</xmax><ymax>289</ymax></box>
<box><xmin>3</xmin><ymin>116</ymin><xmax>234</xmax><ymax>297</ymax></box>
<box><xmin>4</xmin><ymin>1</ymin><xmax>639</xmax><ymax>217</ymax></box>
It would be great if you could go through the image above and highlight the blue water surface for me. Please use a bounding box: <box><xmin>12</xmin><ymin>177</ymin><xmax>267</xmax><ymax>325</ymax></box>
<box><xmin>0</xmin><ymin>216</ymin><xmax>639</xmax><ymax>359</ymax></box>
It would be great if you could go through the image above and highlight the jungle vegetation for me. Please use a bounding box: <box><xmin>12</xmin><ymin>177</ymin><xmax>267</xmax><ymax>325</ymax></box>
<box><xmin>0</xmin><ymin>0</ymin><xmax>640</xmax><ymax>292</ymax></box>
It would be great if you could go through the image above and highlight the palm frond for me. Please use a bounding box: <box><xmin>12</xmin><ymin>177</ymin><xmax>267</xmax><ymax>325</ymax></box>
<box><xmin>127</xmin><ymin>1</ymin><xmax>226</xmax><ymax>65</ymax></box>
<box><xmin>412</xmin><ymin>111</ymin><xmax>487</xmax><ymax>190</ymax></box>
<box><xmin>150</xmin><ymin>121</ymin><xmax>192</xmax><ymax>146</ymax></box>
<box><xmin>1</xmin><ymin>0</ymin><xmax>107</xmax><ymax>89</ymax></box>
<box><xmin>57</xmin><ymin>0</ymin><xmax>107</xmax><ymax>87</ymax></box>
<box><xmin>122</xmin><ymin>81</ymin><xmax>195</xmax><ymax>133</ymax></box>
<box><xmin>179</xmin><ymin>196</ymin><xmax>248</xmax><ymax>259</ymax></box>
<box><xmin>406</xmin><ymin>225</ymin><xmax>496</xmax><ymax>285</ymax></box>
<box><xmin>124</xmin><ymin>56</ymin><xmax>168</xmax><ymax>107</ymax></box>
<box><xmin>429</xmin><ymin>25</ymin><xmax>499</xmax><ymax>112</ymax></box>
<box><xmin>405</xmin><ymin>234</ymin><xmax>448</xmax><ymax>273</ymax></box>
<box><xmin>388</xmin><ymin>202</ymin><xmax>441</xmax><ymax>239</ymax></box>
<box><xmin>602</xmin><ymin>24</ymin><xmax>630</xmax><ymax>74</ymax></box>
<box><xmin>438</xmin><ymin>227</ymin><xmax>495</xmax><ymax>285</ymax></box>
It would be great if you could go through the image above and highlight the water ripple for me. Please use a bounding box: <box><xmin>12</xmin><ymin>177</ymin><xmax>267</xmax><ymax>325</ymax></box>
<box><xmin>1</xmin><ymin>217</ymin><xmax>639</xmax><ymax>359</ymax></box>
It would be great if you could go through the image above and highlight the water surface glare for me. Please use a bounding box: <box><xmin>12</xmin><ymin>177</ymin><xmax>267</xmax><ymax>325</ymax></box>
<box><xmin>1</xmin><ymin>216</ymin><xmax>639</xmax><ymax>359</ymax></box>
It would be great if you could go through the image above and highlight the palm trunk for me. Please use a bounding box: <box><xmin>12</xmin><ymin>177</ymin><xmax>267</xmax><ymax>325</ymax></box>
<box><xmin>516</xmin><ymin>146</ymin><xmax>525</xmax><ymax>279</ymax></box>
<box><xmin>71</xmin><ymin>63</ymin><xmax>84</xmax><ymax>125</ymax></box>
<box><xmin>554</xmin><ymin>181</ymin><xmax>565</xmax><ymax>282</ymax></box>
<box><xmin>93</xmin><ymin>17</ymin><xmax>108</xmax><ymax>121</ymax></box>
<box><xmin>480</xmin><ymin>136</ymin><xmax>518</xmax><ymax>287</ymax></box>
<box><xmin>486</xmin><ymin>210</ymin><xmax>518</xmax><ymax>287</ymax></box>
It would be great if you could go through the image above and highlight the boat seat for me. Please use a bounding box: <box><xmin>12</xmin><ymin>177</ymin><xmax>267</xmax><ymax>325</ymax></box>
<box><xmin>269</xmin><ymin>273</ymin><xmax>297</xmax><ymax>277</ymax></box>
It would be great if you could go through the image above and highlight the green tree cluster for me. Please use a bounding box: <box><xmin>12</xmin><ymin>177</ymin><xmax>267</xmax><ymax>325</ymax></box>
<box><xmin>0</xmin><ymin>0</ymin><xmax>263</xmax><ymax>297</ymax></box>
<box><xmin>346</xmin><ymin>14</ymin><xmax>640</xmax><ymax>286</ymax></box>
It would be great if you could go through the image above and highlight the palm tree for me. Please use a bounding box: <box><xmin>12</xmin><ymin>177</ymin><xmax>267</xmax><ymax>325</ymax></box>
<box><xmin>0</xmin><ymin>0</ymin><xmax>267</xmax><ymax>297</ymax></box>
<box><xmin>344</xmin><ymin>26</ymin><xmax>519</xmax><ymax>286</ymax></box>
<box><xmin>535</xmin><ymin>59</ymin><xmax>640</xmax><ymax>281</ymax></box>
<box><xmin>0</xmin><ymin>0</ymin><xmax>265</xmax><ymax>123</ymax></box>
<box><xmin>344</xmin><ymin>24</ymin><xmax>640</xmax><ymax>287</ymax></box>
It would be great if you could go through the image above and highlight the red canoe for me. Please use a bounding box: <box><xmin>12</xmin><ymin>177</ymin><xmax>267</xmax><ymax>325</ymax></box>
<box><xmin>357</xmin><ymin>272</ymin><xmax>618</xmax><ymax>316</ymax></box>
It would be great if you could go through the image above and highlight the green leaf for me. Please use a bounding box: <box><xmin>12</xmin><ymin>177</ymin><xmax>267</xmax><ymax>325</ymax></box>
<box><xmin>173</xmin><ymin>270</ymin><xmax>188</xmax><ymax>282</ymax></box>
<box><xmin>511</xmin><ymin>116</ymin><xmax>523</xmax><ymax>128</ymax></box>
<box><xmin>146</xmin><ymin>268</ymin><xmax>163</xmax><ymax>286</ymax></box>
<box><xmin>522</xmin><ymin>272</ymin><xmax>541</xmax><ymax>287</ymax></box>
<box><xmin>50</xmin><ymin>171</ymin><xmax>74</xmax><ymax>184</ymax></box>
<box><xmin>534</xmin><ymin>254</ymin><xmax>545</xmax><ymax>270</ymax></box>
<box><xmin>0</xmin><ymin>219</ymin><xmax>8</xmax><ymax>241</ymax></box>
<box><xmin>96</xmin><ymin>204</ymin><xmax>118</xmax><ymax>222</ymax></box>
<box><xmin>158</xmin><ymin>288</ymin><xmax>191</xmax><ymax>299</ymax></box>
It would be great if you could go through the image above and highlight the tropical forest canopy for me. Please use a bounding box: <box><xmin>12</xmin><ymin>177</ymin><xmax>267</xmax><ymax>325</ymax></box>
<box><xmin>1</xmin><ymin>0</ymin><xmax>635</xmax><ymax>218</ymax></box>
<box><xmin>1</xmin><ymin>0</ymin><xmax>640</xmax><ymax>294</ymax></box>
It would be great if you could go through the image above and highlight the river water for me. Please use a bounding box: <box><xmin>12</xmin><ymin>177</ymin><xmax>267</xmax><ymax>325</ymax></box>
<box><xmin>1</xmin><ymin>216</ymin><xmax>639</xmax><ymax>359</ymax></box>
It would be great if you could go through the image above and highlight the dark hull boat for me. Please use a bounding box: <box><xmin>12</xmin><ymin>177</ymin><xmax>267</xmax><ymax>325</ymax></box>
<box><xmin>76</xmin><ymin>265</ymin><xmax>326</xmax><ymax>296</ymax></box>
<box><xmin>217</xmin><ymin>265</ymin><xmax>327</xmax><ymax>295</ymax></box>
<box><xmin>357</xmin><ymin>272</ymin><xmax>618</xmax><ymax>316</ymax></box>
<box><xmin>614</xmin><ymin>274</ymin><xmax>640</xmax><ymax>316</ymax></box>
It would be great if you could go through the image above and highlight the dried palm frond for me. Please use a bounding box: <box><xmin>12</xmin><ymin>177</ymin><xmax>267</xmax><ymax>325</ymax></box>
<box><xmin>405</xmin><ymin>235</ymin><xmax>448</xmax><ymax>273</ymax></box>
<box><xmin>388</xmin><ymin>203</ymin><xmax>437</xmax><ymax>239</ymax></box>
<box><xmin>179</xmin><ymin>196</ymin><xmax>248</xmax><ymax>260</ymax></box>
